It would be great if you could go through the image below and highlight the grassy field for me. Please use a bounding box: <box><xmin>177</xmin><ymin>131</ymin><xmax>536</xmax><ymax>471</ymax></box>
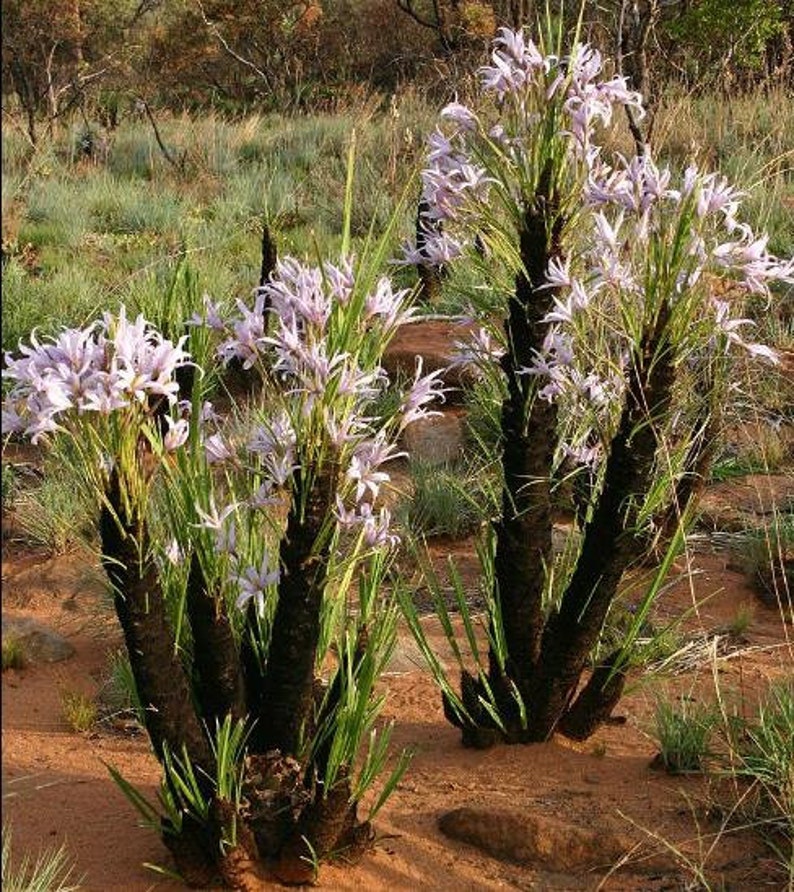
<box><xmin>2</xmin><ymin>89</ymin><xmax>792</xmax><ymax>357</ymax></box>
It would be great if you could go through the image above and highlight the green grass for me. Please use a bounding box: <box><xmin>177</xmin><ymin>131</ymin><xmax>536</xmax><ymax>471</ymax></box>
<box><xmin>2</xmin><ymin>637</ymin><xmax>27</xmax><ymax>672</ymax></box>
<box><xmin>404</xmin><ymin>458</ymin><xmax>495</xmax><ymax>539</ymax></box>
<box><xmin>4</xmin><ymin>90</ymin><xmax>789</xmax><ymax>356</ymax></box>
<box><xmin>98</xmin><ymin>649</ymin><xmax>144</xmax><ymax>726</ymax></box>
<box><xmin>0</xmin><ymin>109</ymin><xmax>425</xmax><ymax>354</ymax></box>
<box><xmin>729</xmin><ymin>515</ymin><xmax>794</xmax><ymax>607</ymax></box>
<box><xmin>714</xmin><ymin>677</ymin><xmax>794</xmax><ymax>881</ymax></box>
<box><xmin>59</xmin><ymin>690</ymin><xmax>98</xmax><ymax>734</ymax></box>
<box><xmin>652</xmin><ymin>696</ymin><xmax>716</xmax><ymax>774</ymax></box>
<box><xmin>1</xmin><ymin>824</ymin><xmax>80</xmax><ymax>892</ymax></box>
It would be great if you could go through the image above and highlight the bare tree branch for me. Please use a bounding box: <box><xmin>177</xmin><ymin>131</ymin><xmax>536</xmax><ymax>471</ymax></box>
<box><xmin>198</xmin><ymin>0</ymin><xmax>276</xmax><ymax>94</ymax></box>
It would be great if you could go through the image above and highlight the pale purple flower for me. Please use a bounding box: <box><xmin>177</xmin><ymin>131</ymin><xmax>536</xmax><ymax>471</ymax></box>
<box><xmin>479</xmin><ymin>27</ymin><xmax>547</xmax><ymax>99</ymax></box>
<box><xmin>713</xmin><ymin>232</ymin><xmax>794</xmax><ymax>295</ymax></box>
<box><xmin>563</xmin><ymin>440</ymin><xmax>602</xmax><ymax>469</ymax></box>
<box><xmin>187</xmin><ymin>294</ymin><xmax>225</xmax><ymax>331</ymax></box>
<box><xmin>451</xmin><ymin>326</ymin><xmax>505</xmax><ymax>370</ymax></box>
<box><xmin>323</xmin><ymin>257</ymin><xmax>355</xmax><ymax>305</ymax></box>
<box><xmin>346</xmin><ymin>454</ymin><xmax>391</xmax><ymax>504</ymax></box>
<box><xmin>262</xmin><ymin>450</ymin><xmax>297</xmax><ymax>487</ymax></box>
<box><xmin>215</xmin><ymin>520</ymin><xmax>237</xmax><ymax>555</ymax></box>
<box><xmin>334</xmin><ymin>495</ymin><xmax>358</xmax><ymax>528</ymax></box>
<box><xmin>542</xmin><ymin>284</ymin><xmax>592</xmax><ymax>325</ymax></box>
<box><xmin>426</xmin><ymin>128</ymin><xmax>455</xmax><ymax>163</ymax></box>
<box><xmin>335</xmin><ymin>498</ymin><xmax>399</xmax><ymax>549</ymax></box>
<box><xmin>80</xmin><ymin>379</ymin><xmax>128</xmax><ymax>415</ymax></box>
<box><xmin>2</xmin><ymin>309</ymin><xmax>190</xmax><ymax>441</ymax></box>
<box><xmin>711</xmin><ymin>298</ymin><xmax>780</xmax><ymax>364</ymax></box>
<box><xmin>1</xmin><ymin>401</ymin><xmax>25</xmax><ymax>435</ymax></box>
<box><xmin>401</xmin><ymin>230</ymin><xmax>466</xmax><ymax>267</ymax></box>
<box><xmin>247</xmin><ymin>410</ymin><xmax>296</xmax><ymax>457</ymax></box>
<box><xmin>163</xmin><ymin>416</ymin><xmax>189</xmax><ymax>452</ymax></box>
<box><xmin>440</xmin><ymin>101</ymin><xmax>478</xmax><ymax>132</ymax></box>
<box><xmin>218</xmin><ymin>294</ymin><xmax>267</xmax><ymax>368</ymax></box>
<box><xmin>200</xmin><ymin>401</ymin><xmax>220</xmax><ymax>425</ymax></box>
<box><xmin>324</xmin><ymin>407</ymin><xmax>370</xmax><ymax>449</ymax></box>
<box><xmin>399</xmin><ymin>357</ymin><xmax>448</xmax><ymax>429</ymax></box>
<box><xmin>193</xmin><ymin>498</ymin><xmax>237</xmax><ymax>532</ymax></box>
<box><xmin>360</xmin><ymin>504</ymin><xmax>400</xmax><ymax>550</ymax></box>
<box><xmin>695</xmin><ymin>173</ymin><xmax>743</xmax><ymax>223</ymax></box>
<box><xmin>335</xmin><ymin>364</ymin><xmax>386</xmax><ymax>401</ymax></box>
<box><xmin>541</xmin><ymin>257</ymin><xmax>573</xmax><ymax>290</ymax></box>
<box><xmin>235</xmin><ymin>557</ymin><xmax>280</xmax><ymax>615</ymax></box>
<box><xmin>165</xmin><ymin>538</ymin><xmax>184</xmax><ymax>566</ymax></box>
<box><xmin>364</xmin><ymin>278</ymin><xmax>414</xmax><ymax>329</ymax></box>
<box><xmin>193</xmin><ymin>498</ymin><xmax>238</xmax><ymax>554</ymax></box>
<box><xmin>248</xmin><ymin>481</ymin><xmax>280</xmax><ymax>510</ymax></box>
<box><xmin>346</xmin><ymin>432</ymin><xmax>404</xmax><ymax>503</ymax></box>
<box><xmin>204</xmin><ymin>432</ymin><xmax>234</xmax><ymax>465</ymax></box>
<box><xmin>263</xmin><ymin>258</ymin><xmax>331</xmax><ymax>331</ymax></box>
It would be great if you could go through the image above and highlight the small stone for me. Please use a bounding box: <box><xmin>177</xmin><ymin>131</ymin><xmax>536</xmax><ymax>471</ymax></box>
<box><xmin>2</xmin><ymin>614</ymin><xmax>76</xmax><ymax>663</ymax></box>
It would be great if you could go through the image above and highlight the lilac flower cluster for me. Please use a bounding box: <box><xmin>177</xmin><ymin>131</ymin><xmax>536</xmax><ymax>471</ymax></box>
<box><xmin>3</xmin><ymin>308</ymin><xmax>190</xmax><ymax>443</ymax></box>
<box><xmin>193</xmin><ymin>256</ymin><xmax>450</xmax><ymax>603</ymax></box>
<box><xmin>405</xmin><ymin>29</ymin><xmax>646</xmax><ymax>268</ymax></box>
<box><xmin>511</xmin><ymin>153</ymin><xmax>791</xmax><ymax>476</ymax></box>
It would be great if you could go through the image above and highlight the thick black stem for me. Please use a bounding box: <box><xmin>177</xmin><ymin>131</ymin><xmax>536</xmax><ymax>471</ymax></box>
<box><xmin>491</xmin><ymin>191</ymin><xmax>562</xmax><ymax>688</ymax></box>
<box><xmin>275</xmin><ymin>774</ymin><xmax>366</xmax><ymax>884</ymax></box>
<box><xmin>557</xmin><ymin>650</ymin><xmax>628</xmax><ymax>741</ymax></box>
<box><xmin>185</xmin><ymin>553</ymin><xmax>247</xmax><ymax>728</ymax></box>
<box><xmin>259</xmin><ymin>220</ymin><xmax>278</xmax><ymax>294</ymax></box>
<box><xmin>255</xmin><ymin>473</ymin><xmax>329</xmax><ymax>756</ymax></box>
<box><xmin>100</xmin><ymin>470</ymin><xmax>213</xmax><ymax>773</ymax></box>
<box><xmin>524</xmin><ymin>308</ymin><xmax>676</xmax><ymax>740</ymax></box>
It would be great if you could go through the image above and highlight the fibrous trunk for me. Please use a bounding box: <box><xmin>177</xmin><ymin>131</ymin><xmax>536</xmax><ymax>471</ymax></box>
<box><xmin>522</xmin><ymin>310</ymin><xmax>675</xmax><ymax>739</ymax></box>
<box><xmin>492</xmin><ymin>199</ymin><xmax>562</xmax><ymax>692</ymax></box>
<box><xmin>256</xmin><ymin>471</ymin><xmax>329</xmax><ymax>756</ymax></box>
<box><xmin>100</xmin><ymin>470</ymin><xmax>213</xmax><ymax>773</ymax></box>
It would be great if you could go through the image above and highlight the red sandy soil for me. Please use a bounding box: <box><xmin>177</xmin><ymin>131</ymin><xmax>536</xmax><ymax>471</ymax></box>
<box><xmin>2</xmin><ymin>528</ymin><xmax>791</xmax><ymax>891</ymax></box>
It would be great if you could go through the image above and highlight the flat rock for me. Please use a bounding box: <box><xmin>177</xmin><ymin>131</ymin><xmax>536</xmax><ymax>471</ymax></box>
<box><xmin>698</xmin><ymin>474</ymin><xmax>794</xmax><ymax>532</ymax></box>
<box><xmin>383</xmin><ymin>319</ymin><xmax>478</xmax><ymax>402</ymax></box>
<box><xmin>2</xmin><ymin>613</ymin><xmax>76</xmax><ymax>663</ymax></box>
<box><xmin>438</xmin><ymin>806</ymin><xmax>640</xmax><ymax>873</ymax></box>
<box><xmin>400</xmin><ymin>407</ymin><xmax>467</xmax><ymax>466</ymax></box>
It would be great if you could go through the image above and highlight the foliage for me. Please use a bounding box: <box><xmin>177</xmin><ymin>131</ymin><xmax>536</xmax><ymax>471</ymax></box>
<box><xmin>98</xmin><ymin>649</ymin><xmax>145</xmax><ymax>725</ymax></box>
<box><xmin>662</xmin><ymin>0</ymin><xmax>786</xmax><ymax>85</ymax></box>
<box><xmin>729</xmin><ymin>515</ymin><xmax>794</xmax><ymax>612</ymax></box>
<box><xmin>652</xmin><ymin>696</ymin><xmax>716</xmax><ymax>773</ymax></box>
<box><xmin>405</xmin><ymin>458</ymin><xmax>495</xmax><ymax>538</ymax></box>
<box><xmin>2</xmin><ymin>636</ymin><xmax>27</xmax><ymax>672</ymax></box>
<box><xmin>11</xmin><ymin>457</ymin><xmax>95</xmax><ymax>556</ymax></box>
<box><xmin>2</xmin><ymin>0</ymin><xmax>790</xmax><ymax>141</ymax></box>
<box><xmin>1</xmin><ymin>824</ymin><xmax>80</xmax><ymax>892</ymax></box>
<box><xmin>60</xmin><ymin>690</ymin><xmax>98</xmax><ymax>733</ymax></box>
<box><xmin>710</xmin><ymin>676</ymin><xmax>794</xmax><ymax>879</ymax></box>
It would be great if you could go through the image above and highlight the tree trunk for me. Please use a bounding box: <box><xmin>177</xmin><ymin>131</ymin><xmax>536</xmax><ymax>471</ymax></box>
<box><xmin>523</xmin><ymin>308</ymin><xmax>676</xmax><ymax>740</ymax></box>
<box><xmin>186</xmin><ymin>553</ymin><xmax>247</xmax><ymax>728</ymax></box>
<box><xmin>491</xmin><ymin>192</ymin><xmax>562</xmax><ymax>694</ymax></box>
<box><xmin>256</xmin><ymin>472</ymin><xmax>330</xmax><ymax>756</ymax></box>
<box><xmin>100</xmin><ymin>470</ymin><xmax>213</xmax><ymax>774</ymax></box>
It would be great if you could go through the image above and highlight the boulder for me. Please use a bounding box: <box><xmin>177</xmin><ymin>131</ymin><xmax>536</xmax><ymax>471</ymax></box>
<box><xmin>2</xmin><ymin>614</ymin><xmax>75</xmax><ymax>663</ymax></box>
